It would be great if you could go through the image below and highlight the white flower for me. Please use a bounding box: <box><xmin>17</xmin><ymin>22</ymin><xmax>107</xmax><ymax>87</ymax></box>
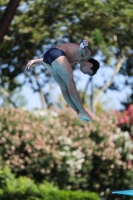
<box><xmin>58</xmin><ymin>136</ymin><xmax>72</xmax><ymax>145</ymax></box>
<box><xmin>64</xmin><ymin>146</ymin><xmax>70</xmax><ymax>150</ymax></box>
<box><xmin>66</xmin><ymin>159</ymin><xmax>74</xmax><ymax>165</ymax></box>
<box><xmin>33</xmin><ymin>110</ymin><xmax>47</xmax><ymax>116</ymax></box>
<box><xmin>58</xmin><ymin>136</ymin><xmax>63</xmax><ymax>140</ymax></box>
<box><xmin>72</xmin><ymin>149</ymin><xmax>85</xmax><ymax>159</ymax></box>
<box><xmin>118</xmin><ymin>147</ymin><xmax>122</xmax><ymax>152</ymax></box>
<box><xmin>123</xmin><ymin>131</ymin><xmax>130</xmax><ymax>139</ymax></box>
<box><xmin>58</xmin><ymin>151</ymin><xmax>66</xmax><ymax>156</ymax></box>
<box><xmin>33</xmin><ymin>110</ymin><xmax>58</xmax><ymax>117</ymax></box>
<box><xmin>50</xmin><ymin>111</ymin><xmax>58</xmax><ymax>117</ymax></box>
<box><xmin>128</xmin><ymin>154</ymin><xmax>133</xmax><ymax>160</ymax></box>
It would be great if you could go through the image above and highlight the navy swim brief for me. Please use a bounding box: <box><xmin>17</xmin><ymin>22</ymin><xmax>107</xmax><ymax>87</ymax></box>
<box><xmin>43</xmin><ymin>48</ymin><xmax>66</xmax><ymax>65</ymax></box>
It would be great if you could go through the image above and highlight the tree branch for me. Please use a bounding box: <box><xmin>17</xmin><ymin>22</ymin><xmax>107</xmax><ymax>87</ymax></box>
<box><xmin>93</xmin><ymin>55</ymin><xmax>126</xmax><ymax>109</ymax></box>
<box><xmin>0</xmin><ymin>0</ymin><xmax>21</xmax><ymax>43</ymax></box>
<box><xmin>82</xmin><ymin>77</ymin><xmax>91</xmax><ymax>104</ymax></box>
<box><xmin>33</xmin><ymin>72</ymin><xmax>48</xmax><ymax>109</ymax></box>
<box><xmin>0</xmin><ymin>88</ymin><xmax>18</xmax><ymax>107</ymax></box>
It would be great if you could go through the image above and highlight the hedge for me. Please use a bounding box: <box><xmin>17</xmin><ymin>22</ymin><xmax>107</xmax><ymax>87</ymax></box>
<box><xmin>0</xmin><ymin>167</ymin><xmax>100</xmax><ymax>200</ymax></box>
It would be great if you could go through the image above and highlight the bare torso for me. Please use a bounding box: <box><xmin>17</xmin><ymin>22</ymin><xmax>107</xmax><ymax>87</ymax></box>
<box><xmin>54</xmin><ymin>43</ymin><xmax>85</xmax><ymax>65</ymax></box>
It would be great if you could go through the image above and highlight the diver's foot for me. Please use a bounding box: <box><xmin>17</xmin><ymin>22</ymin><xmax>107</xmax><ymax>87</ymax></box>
<box><xmin>78</xmin><ymin>111</ymin><xmax>92</xmax><ymax>122</ymax></box>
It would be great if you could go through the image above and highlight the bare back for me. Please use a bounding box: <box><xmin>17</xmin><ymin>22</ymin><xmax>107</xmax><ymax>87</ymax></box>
<box><xmin>54</xmin><ymin>43</ymin><xmax>84</xmax><ymax>65</ymax></box>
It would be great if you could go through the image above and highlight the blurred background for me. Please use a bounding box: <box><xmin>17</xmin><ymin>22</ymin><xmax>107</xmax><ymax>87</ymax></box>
<box><xmin>0</xmin><ymin>0</ymin><xmax>133</xmax><ymax>200</ymax></box>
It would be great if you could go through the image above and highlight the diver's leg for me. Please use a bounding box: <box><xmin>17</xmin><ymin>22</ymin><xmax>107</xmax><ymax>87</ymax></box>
<box><xmin>51</xmin><ymin>57</ymin><xmax>92</xmax><ymax>122</ymax></box>
<box><xmin>44</xmin><ymin>62</ymin><xmax>79</xmax><ymax>114</ymax></box>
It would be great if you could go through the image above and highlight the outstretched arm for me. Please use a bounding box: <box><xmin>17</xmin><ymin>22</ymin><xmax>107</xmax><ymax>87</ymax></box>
<box><xmin>25</xmin><ymin>58</ymin><xmax>43</xmax><ymax>70</ymax></box>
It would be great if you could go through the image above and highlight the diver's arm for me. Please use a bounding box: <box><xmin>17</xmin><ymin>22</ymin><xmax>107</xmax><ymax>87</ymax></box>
<box><xmin>25</xmin><ymin>58</ymin><xmax>43</xmax><ymax>70</ymax></box>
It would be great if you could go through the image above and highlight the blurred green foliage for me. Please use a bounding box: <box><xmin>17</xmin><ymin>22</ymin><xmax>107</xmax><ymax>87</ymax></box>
<box><xmin>0</xmin><ymin>107</ymin><xmax>133</xmax><ymax>199</ymax></box>
<box><xmin>0</xmin><ymin>167</ymin><xmax>100</xmax><ymax>200</ymax></box>
<box><xmin>0</xmin><ymin>0</ymin><xmax>133</xmax><ymax>107</ymax></box>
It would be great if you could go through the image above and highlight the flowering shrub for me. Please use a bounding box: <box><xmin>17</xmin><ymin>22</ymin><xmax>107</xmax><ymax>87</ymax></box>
<box><xmin>116</xmin><ymin>104</ymin><xmax>133</xmax><ymax>135</ymax></box>
<box><xmin>0</xmin><ymin>107</ymin><xmax>133</xmax><ymax>200</ymax></box>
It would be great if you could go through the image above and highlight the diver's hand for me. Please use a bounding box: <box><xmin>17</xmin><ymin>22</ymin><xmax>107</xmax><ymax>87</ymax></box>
<box><xmin>25</xmin><ymin>60</ymin><xmax>35</xmax><ymax>70</ymax></box>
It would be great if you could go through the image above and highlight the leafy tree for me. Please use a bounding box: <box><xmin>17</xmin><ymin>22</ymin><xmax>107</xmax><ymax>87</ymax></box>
<box><xmin>0</xmin><ymin>0</ymin><xmax>133</xmax><ymax>109</ymax></box>
<box><xmin>0</xmin><ymin>0</ymin><xmax>21</xmax><ymax>43</ymax></box>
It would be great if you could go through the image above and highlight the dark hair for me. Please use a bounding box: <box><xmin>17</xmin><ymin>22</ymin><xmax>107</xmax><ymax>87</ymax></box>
<box><xmin>88</xmin><ymin>58</ymin><xmax>100</xmax><ymax>76</ymax></box>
